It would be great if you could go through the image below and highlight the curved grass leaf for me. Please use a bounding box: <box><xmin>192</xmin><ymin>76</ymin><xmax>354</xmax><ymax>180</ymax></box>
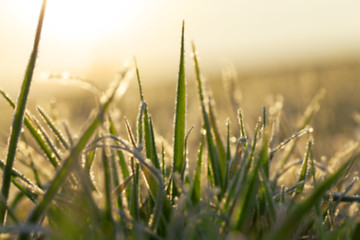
<box><xmin>265</xmin><ymin>152</ymin><xmax>358</xmax><ymax>240</ymax></box>
<box><xmin>18</xmin><ymin>67</ymin><xmax>127</xmax><ymax>240</ymax></box>
<box><xmin>113</xmin><ymin>140</ymin><xmax>169</xmax><ymax>230</ymax></box>
<box><xmin>112</xmin><ymin>174</ymin><xmax>133</xmax><ymax>198</ymax></box>
<box><xmin>281</xmin><ymin>89</ymin><xmax>326</xmax><ymax>166</ymax></box>
<box><xmin>109</xmin><ymin>116</ymin><xmax>129</xmax><ymax>178</ymax></box>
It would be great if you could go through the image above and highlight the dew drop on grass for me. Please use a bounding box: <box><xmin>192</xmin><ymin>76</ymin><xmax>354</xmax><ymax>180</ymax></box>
<box><xmin>230</xmin><ymin>136</ymin><xmax>237</xmax><ymax>144</ymax></box>
<box><xmin>201</xmin><ymin>129</ymin><xmax>207</xmax><ymax>135</ymax></box>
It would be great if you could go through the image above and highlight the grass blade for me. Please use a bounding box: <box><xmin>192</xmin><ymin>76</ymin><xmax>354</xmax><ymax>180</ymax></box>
<box><xmin>0</xmin><ymin>90</ymin><xmax>59</xmax><ymax>168</ymax></box>
<box><xmin>172</xmin><ymin>20</ymin><xmax>186</xmax><ymax>177</ymax></box>
<box><xmin>0</xmin><ymin>160</ymin><xmax>37</xmax><ymax>190</ymax></box>
<box><xmin>295</xmin><ymin>137</ymin><xmax>313</xmax><ymax>195</ymax></box>
<box><xmin>281</xmin><ymin>89</ymin><xmax>325</xmax><ymax>166</ymax></box>
<box><xmin>266</xmin><ymin>152</ymin><xmax>357</xmax><ymax>240</ymax></box>
<box><xmin>130</xmin><ymin>162</ymin><xmax>140</xmax><ymax>220</ymax></box>
<box><xmin>84</xmin><ymin>132</ymin><xmax>98</xmax><ymax>174</ymax></box>
<box><xmin>101</xmin><ymin>148</ymin><xmax>114</xmax><ymax>237</ymax></box>
<box><xmin>192</xmin><ymin>42</ymin><xmax>224</xmax><ymax>194</ymax></box>
<box><xmin>208</xmin><ymin>101</ymin><xmax>226</xmax><ymax>169</ymax></box>
<box><xmin>37</xmin><ymin>106</ymin><xmax>69</xmax><ymax>150</ymax></box>
<box><xmin>190</xmin><ymin>133</ymin><xmax>204</xmax><ymax>205</ymax></box>
<box><xmin>238</xmin><ymin>109</ymin><xmax>247</xmax><ymax>148</ymax></box>
<box><xmin>0</xmin><ymin>0</ymin><xmax>47</xmax><ymax>224</ymax></box>
<box><xmin>134</xmin><ymin>58</ymin><xmax>161</xmax><ymax>170</ymax></box>
<box><xmin>109</xmin><ymin>116</ymin><xmax>129</xmax><ymax>178</ymax></box>
<box><xmin>18</xmin><ymin>67</ymin><xmax>127</xmax><ymax>240</ymax></box>
<box><xmin>148</xmin><ymin>116</ymin><xmax>160</xmax><ymax>170</ymax></box>
<box><xmin>224</xmin><ymin>120</ymin><xmax>231</xmax><ymax>189</ymax></box>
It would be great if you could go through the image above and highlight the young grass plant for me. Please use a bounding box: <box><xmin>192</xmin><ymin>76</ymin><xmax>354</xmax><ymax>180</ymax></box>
<box><xmin>0</xmin><ymin>6</ymin><xmax>360</xmax><ymax>240</ymax></box>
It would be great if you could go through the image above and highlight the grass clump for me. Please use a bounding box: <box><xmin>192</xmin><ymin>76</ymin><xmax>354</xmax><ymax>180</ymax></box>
<box><xmin>1</xmin><ymin>1</ymin><xmax>360</xmax><ymax>239</ymax></box>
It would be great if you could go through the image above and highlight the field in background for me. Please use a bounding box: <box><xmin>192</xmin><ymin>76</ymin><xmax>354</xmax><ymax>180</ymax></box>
<box><xmin>1</xmin><ymin>60</ymin><xmax>359</xmax><ymax>168</ymax></box>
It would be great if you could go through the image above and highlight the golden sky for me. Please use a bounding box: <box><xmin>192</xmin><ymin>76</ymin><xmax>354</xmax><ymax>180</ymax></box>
<box><xmin>1</xmin><ymin>0</ymin><xmax>360</xmax><ymax>91</ymax></box>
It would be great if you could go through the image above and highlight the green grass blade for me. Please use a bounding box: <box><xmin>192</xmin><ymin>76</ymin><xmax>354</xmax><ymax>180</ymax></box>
<box><xmin>245</xmin><ymin>119</ymin><xmax>261</xmax><ymax>173</ymax></box>
<box><xmin>190</xmin><ymin>134</ymin><xmax>204</xmax><ymax>205</ymax></box>
<box><xmin>33</xmin><ymin>119</ymin><xmax>62</xmax><ymax>161</ymax></box>
<box><xmin>232</xmin><ymin>163</ymin><xmax>260</xmax><ymax>230</ymax></box>
<box><xmin>238</xmin><ymin>109</ymin><xmax>247</xmax><ymax>148</ymax></box>
<box><xmin>192</xmin><ymin>42</ymin><xmax>224</xmax><ymax>193</ymax></box>
<box><xmin>29</xmin><ymin>159</ymin><xmax>42</xmax><ymax>188</ymax></box>
<box><xmin>134</xmin><ymin>58</ymin><xmax>160</xmax><ymax>169</ymax></box>
<box><xmin>172</xmin><ymin>20</ymin><xmax>186</xmax><ymax>175</ymax></box>
<box><xmin>0</xmin><ymin>0</ymin><xmax>47</xmax><ymax>224</ymax></box>
<box><xmin>18</xmin><ymin>68</ymin><xmax>125</xmax><ymax>239</ymax></box>
<box><xmin>109</xmin><ymin>117</ymin><xmax>129</xmax><ymax>178</ymax></box>
<box><xmin>222</xmin><ymin>162</ymin><xmax>243</xmax><ymax>214</ymax></box>
<box><xmin>130</xmin><ymin>162</ymin><xmax>140</xmax><ymax>220</ymax></box>
<box><xmin>84</xmin><ymin>132</ymin><xmax>98</xmax><ymax>174</ymax></box>
<box><xmin>295</xmin><ymin>137</ymin><xmax>312</xmax><ymax>195</ymax></box>
<box><xmin>232</xmin><ymin>136</ymin><xmax>265</xmax><ymax>230</ymax></box>
<box><xmin>136</xmin><ymin>101</ymin><xmax>146</xmax><ymax>147</ymax></box>
<box><xmin>0</xmin><ymin>195</ymin><xmax>19</xmax><ymax>224</ymax></box>
<box><xmin>0</xmin><ymin>160</ymin><xmax>38</xmax><ymax>191</ymax></box>
<box><xmin>259</xmin><ymin>170</ymin><xmax>276</xmax><ymax>222</ymax></box>
<box><xmin>281</xmin><ymin>89</ymin><xmax>325</xmax><ymax>166</ymax></box>
<box><xmin>208</xmin><ymin>101</ymin><xmax>226</xmax><ymax>169</ymax></box>
<box><xmin>224</xmin><ymin>120</ymin><xmax>231</xmax><ymax>190</ymax></box>
<box><xmin>134</xmin><ymin>57</ymin><xmax>144</xmax><ymax>102</ymax></box>
<box><xmin>24</xmin><ymin>112</ymin><xmax>102</xmax><ymax>225</ymax></box>
<box><xmin>161</xmin><ymin>143</ymin><xmax>166</xmax><ymax>182</ymax></box>
<box><xmin>0</xmin><ymin>90</ymin><xmax>59</xmax><ymax>168</ymax></box>
<box><xmin>172</xmin><ymin>21</ymin><xmax>186</xmax><ymax>200</ymax></box>
<box><xmin>148</xmin><ymin>116</ymin><xmax>160</xmax><ymax>170</ymax></box>
<box><xmin>37</xmin><ymin>106</ymin><xmax>69</xmax><ymax>149</ymax></box>
<box><xmin>110</xmin><ymin>149</ymin><xmax>123</xmax><ymax>210</ymax></box>
<box><xmin>101</xmin><ymin>148</ymin><xmax>114</xmax><ymax>231</ymax></box>
<box><xmin>112</xmin><ymin>174</ymin><xmax>133</xmax><ymax>198</ymax></box>
<box><xmin>265</xmin><ymin>153</ymin><xmax>357</xmax><ymax>240</ymax></box>
<box><xmin>115</xmin><ymin>139</ymin><xmax>171</xmax><ymax>226</ymax></box>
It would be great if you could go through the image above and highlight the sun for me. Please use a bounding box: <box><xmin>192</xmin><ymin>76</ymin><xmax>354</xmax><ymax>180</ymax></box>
<box><xmin>19</xmin><ymin>0</ymin><xmax>145</xmax><ymax>42</ymax></box>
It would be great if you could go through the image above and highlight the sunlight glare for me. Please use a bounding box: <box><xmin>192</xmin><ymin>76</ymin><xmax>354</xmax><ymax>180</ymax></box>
<box><xmin>19</xmin><ymin>0</ymin><xmax>145</xmax><ymax>42</ymax></box>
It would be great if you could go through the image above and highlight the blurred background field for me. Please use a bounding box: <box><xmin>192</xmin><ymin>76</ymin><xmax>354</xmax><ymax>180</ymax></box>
<box><xmin>1</xmin><ymin>60</ymin><xmax>360</xmax><ymax>169</ymax></box>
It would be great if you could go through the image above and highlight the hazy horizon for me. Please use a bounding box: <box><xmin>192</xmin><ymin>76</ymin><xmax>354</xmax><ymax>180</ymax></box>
<box><xmin>1</xmin><ymin>0</ymin><xmax>360</xmax><ymax>92</ymax></box>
